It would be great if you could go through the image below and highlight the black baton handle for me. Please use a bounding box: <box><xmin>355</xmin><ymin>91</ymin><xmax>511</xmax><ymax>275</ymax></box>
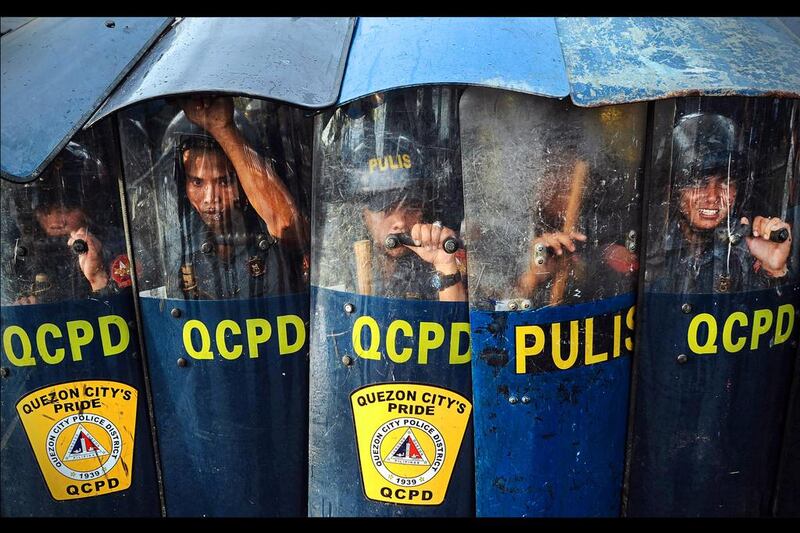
<box><xmin>731</xmin><ymin>224</ymin><xmax>789</xmax><ymax>244</ymax></box>
<box><xmin>72</xmin><ymin>239</ymin><xmax>88</xmax><ymax>254</ymax></box>
<box><xmin>385</xmin><ymin>233</ymin><xmax>459</xmax><ymax>254</ymax></box>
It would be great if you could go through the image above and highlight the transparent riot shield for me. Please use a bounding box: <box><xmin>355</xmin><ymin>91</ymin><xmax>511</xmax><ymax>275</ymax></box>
<box><xmin>0</xmin><ymin>123</ymin><xmax>159</xmax><ymax>516</ymax></box>
<box><xmin>627</xmin><ymin>97</ymin><xmax>799</xmax><ymax>516</ymax></box>
<box><xmin>308</xmin><ymin>87</ymin><xmax>473</xmax><ymax>516</ymax></box>
<box><xmin>117</xmin><ymin>94</ymin><xmax>311</xmax><ymax>516</ymax></box>
<box><xmin>459</xmin><ymin>87</ymin><xmax>646</xmax><ymax>516</ymax></box>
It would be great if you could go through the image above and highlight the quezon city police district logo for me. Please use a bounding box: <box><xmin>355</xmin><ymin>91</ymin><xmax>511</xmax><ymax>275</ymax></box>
<box><xmin>351</xmin><ymin>383</ymin><xmax>471</xmax><ymax>505</ymax></box>
<box><xmin>16</xmin><ymin>380</ymin><xmax>138</xmax><ymax>500</ymax></box>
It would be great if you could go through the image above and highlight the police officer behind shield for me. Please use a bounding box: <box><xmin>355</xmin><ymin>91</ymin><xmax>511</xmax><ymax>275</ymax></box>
<box><xmin>3</xmin><ymin>142</ymin><xmax>129</xmax><ymax>305</ymax></box>
<box><xmin>345</xmin><ymin>138</ymin><xmax>466</xmax><ymax>303</ymax></box>
<box><xmin>515</xmin><ymin>152</ymin><xmax>640</xmax><ymax>306</ymax></box>
<box><xmin>647</xmin><ymin>113</ymin><xmax>792</xmax><ymax>293</ymax></box>
<box><xmin>165</xmin><ymin>96</ymin><xmax>307</xmax><ymax>299</ymax></box>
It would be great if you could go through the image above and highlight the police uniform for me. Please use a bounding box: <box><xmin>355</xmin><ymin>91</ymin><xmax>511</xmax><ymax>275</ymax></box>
<box><xmin>647</xmin><ymin>222</ymin><xmax>789</xmax><ymax>294</ymax></box>
<box><xmin>171</xmin><ymin>211</ymin><xmax>303</xmax><ymax>300</ymax></box>
<box><xmin>370</xmin><ymin>252</ymin><xmax>441</xmax><ymax>301</ymax></box>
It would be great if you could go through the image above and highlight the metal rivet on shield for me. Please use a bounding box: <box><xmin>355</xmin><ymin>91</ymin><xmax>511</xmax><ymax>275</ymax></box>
<box><xmin>105</xmin><ymin>20</ymin><xmax>115</xmax><ymax>28</ymax></box>
<box><xmin>177</xmin><ymin>358</ymin><xmax>188</xmax><ymax>368</ymax></box>
<box><xmin>521</xmin><ymin>395</ymin><xmax>531</xmax><ymax>404</ymax></box>
<box><xmin>681</xmin><ymin>303</ymin><xmax>692</xmax><ymax>314</ymax></box>
<box><xmin>508</xmin><ymin>396</ymin><xmax>519</xmax><ymax>404</ymax></box>
<box><xmin>344</xmin><ymin>303</ymin><xmax>355</xmax><ymax>314</ymax></box>
<box><xmin>171</xmin><ymin>308</ymin><xmax>182</xmax><ymax>318</ymax></box>
<box><xmin>0</xmin><ymin>367</ymin><xmax>9</xmax><ymax>378</ymax></box>
<box><xmin>508</xmin><ymin>301</ymin><xmax>518</xmax><ymax>311</ymax></box>
<box><xmin>677</xmin><ymin>354</ymin><xmax>688</xmax><ymax>365</ymax></box>
<box><xmin>522</xmin><ymin>300</ymin><xmax>531</xmax><ymax>310</ymax></box>
<box><xmin>342</xmin><ymin>355</ymin><xmax>354</xmax><ymax>366</ymax></box>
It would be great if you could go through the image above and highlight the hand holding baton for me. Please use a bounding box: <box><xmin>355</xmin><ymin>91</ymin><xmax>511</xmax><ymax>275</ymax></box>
<box><xmin>726</xmin><ymin>223</ymin><xmax>789</xmax><ymax>245</ymax></box>
<box><xmin>384</xmin><ymin>232</ymin><xmax>460</xmax><ymax>254</ymax></box>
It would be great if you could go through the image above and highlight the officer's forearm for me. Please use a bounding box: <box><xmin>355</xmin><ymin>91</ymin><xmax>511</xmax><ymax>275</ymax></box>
<box><xmin>213</xmin><ymin>126</ymin><xmax>307</xmax><ymax>244</ymax></box>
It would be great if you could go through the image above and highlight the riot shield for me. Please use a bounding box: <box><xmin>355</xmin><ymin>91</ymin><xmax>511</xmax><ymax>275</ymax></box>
<box><xmin>117</xmin><ymin>94</ymin><xmax>311</xmax><ymax>516</ymax></box>
<box><xmin>459</xmin><ymin>87</ymin><xmax>646</xmax><ymax>516</ymax></box>
<box><xmin>0</xmin><ymin>122</ymin><xmax>160</xmax><ymax>516</ymax></box>
<box><xmin>626</xmin><ymin>97</ymin><xmax>799</xmax><ymax>516</ymax></box>
<box><xmin>308</xmin><ymin>87</ymin><xmax>473</xmax><ymax>516</ymax></box>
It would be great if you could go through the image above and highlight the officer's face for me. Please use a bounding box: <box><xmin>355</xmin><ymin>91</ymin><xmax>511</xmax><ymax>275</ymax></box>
<box><xmin>363</xmin><ymin>199</ymin><xmax>424</xmax><ymax>258</ymax></box>
<box><xmin>35</xmin><ymin>205</ymin><xmax>87</xmax><ymax>237</ymax></box>
<box><xmin>183</xmin><ymin>149</ymin><xmax>240</xmax><ymax>232</ymax></box>
<box><xmin>679</xmin><ymin>175</ymin><xmax>737</xmax><ymax>231</ymax></box>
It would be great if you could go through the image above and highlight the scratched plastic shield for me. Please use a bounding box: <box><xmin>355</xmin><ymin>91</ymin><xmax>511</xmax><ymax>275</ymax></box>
<box><xmin>459</xmin><ymin>87</ymin><xmax>646</xmax><ymax>516</ymax></box>
<box><xmin>117</xmin><ymin>95</ymin><xmax>312</xmax><ymax>516</ymax></box>
<box><xmin>627</xmin><ymin>97</ymin><xmax>800</xmax><ymax>516</ymax></box>
<box><xmin>0</xmin><ymin>122</ymin><xmax>159</xmax><ymax>516</ymax></box>
<box><xmin>308</xmin><ymin>87</ymin><xmax>474</xmax><ymax>516</ymax></box>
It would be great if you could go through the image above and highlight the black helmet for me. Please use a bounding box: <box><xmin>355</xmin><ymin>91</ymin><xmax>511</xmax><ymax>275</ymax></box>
<box><xmin>672</xmin><ymin>113</ymin><xmax>743</xmax><ymax>187</ymax></box>
<box><xmin>25</xmin><ymin>141</ymin><xmax>106</xmax><ymax>213</ymax></box>
<box><xmin>161</xmin><ymin>107</ymin><xmax>260</xmax><ymax>161</ymax></box>
<box><xmin>343</xmin><ymin>133</ymin><xmax>426</xmax><ymax>212</ymax></box>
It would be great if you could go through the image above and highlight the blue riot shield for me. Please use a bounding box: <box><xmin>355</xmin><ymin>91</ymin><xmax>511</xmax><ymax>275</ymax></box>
<box><xmin>0</xmin><ymin>123</ymin><xmax>160</xmax><ymax>516</ymax></box>
<box><xmin>459</xmin><ymin>88</ymin><xmax>646</xmax><ymax>516</ymax></box>
<box><xmin>308</xmin><ymin>88</ymin><xmax>474</xmax><ymax>516</ymax></box>
<box><xmin>116</xmin><ymin>94</ymin><xmax>313</xmax><ymax>516</ymax></box>
<box><xmin>626</xmin><ymin>97</ymin><xmax>799</xmax><ymax>516</ymax></box>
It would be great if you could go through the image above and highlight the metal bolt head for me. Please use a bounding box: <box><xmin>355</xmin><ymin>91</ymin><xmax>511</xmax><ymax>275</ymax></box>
<box><xmin>341</xmin><ymin>355</ymin><xmax>354</xmax><ymax>366</ymax></box>
<box><xmin>0</xmin><ymin>367</ymin><xmax>9</xmax><ymax>378</ymax></box>
<box><xmin>677</xmin><ymin>354</ymin><xmax>688</xmax><ymax>364</ymax></box>
<box><xmin>170</xmin><ymin>308</ymin><xmax>182</xmax><ymax>318</ymax></box>
<box><xmin>508</xmin><ymin>301</ymin><xmax>518</xmax><ymax>311</ymax></box>
<box><xmin>681</xmin><ymin>303</ymin><xmax>692</xmax><ymax>314</ymax></box>
<box><xmin>521</xmin><ymin>395</ymin><xmax>531</xmax><ymax>404</ymax></box>
<box><xmin>521</xmin><ymin>300</ymin><xmax>531</xmax><ymax>310</ymax></box>
<box><xmin>343</xmin><ymin>303</ymin><xmax>355</xmax><ymax>314</ymax></box>
<box><xmin>177</xmin><ymin>358</ymin><xmax>188</xmax><ymax>368</ymax></box>
<box><xmin>508</xmin><ymin>396</ymin><xmax>519</xmax><ymax>404</ymax></box>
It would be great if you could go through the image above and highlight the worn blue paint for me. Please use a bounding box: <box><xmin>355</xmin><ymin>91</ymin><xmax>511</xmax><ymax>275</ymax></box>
<box><xmin>557</xmin><ymin>17</ymin><xmax>800</xmax><ymax>107</ymax></box>
<box><xmin>0</xmin><ymin>294</ymin><xmax>160</xmax><ymax>516</ymax></box>
<box><xmin>307</xmin><ymin>286</ymin><xmax>473</xmax><ymax>517</ymax></box>
<box><xmin>471</xmin><ymin>292</ymin><xmax>635</xmax><ymax>517</ymax></box>
<box><xmin>338</xmin><ymin>17</ymin><xmax>570</xmax><ymax>104</ymax></box>
<box><xmin>0</xmin><ymin>17</ymin><xmax>171</xmax><ymax>182</ymax></box>
<box><xmin>88</xmin><ymin>17</ymin><xmax>354</xmax><ymax>127</ymax></box>
<box><xmin>138</xmin><ymin>293</ymin><xmax>309</xmax><ymax>516</ymax></box>
<box><xmin>627</xmin><ymin>285</ymin><xmax>799</xmax><ymax>516</ymax></box>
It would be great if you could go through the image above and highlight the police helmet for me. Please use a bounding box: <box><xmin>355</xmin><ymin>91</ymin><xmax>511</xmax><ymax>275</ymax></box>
<box><xmin>672</xmin><ymin>113</ymin><xmax>743</xmax><ymax>187</ymax></box>
<box><xmin>25</xmin><ymin>141</ymin><xmax>107</xmax><ymax>213</ymax></box>
<box><xmin>161</xmin><ymin>106</ymin><xmax>260</xmax><ymax>162</ymax></box>
<box><xmin>343</xmin><ymin>133</ymin><xmax>427</xmax><ymax>212</ymax></box>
